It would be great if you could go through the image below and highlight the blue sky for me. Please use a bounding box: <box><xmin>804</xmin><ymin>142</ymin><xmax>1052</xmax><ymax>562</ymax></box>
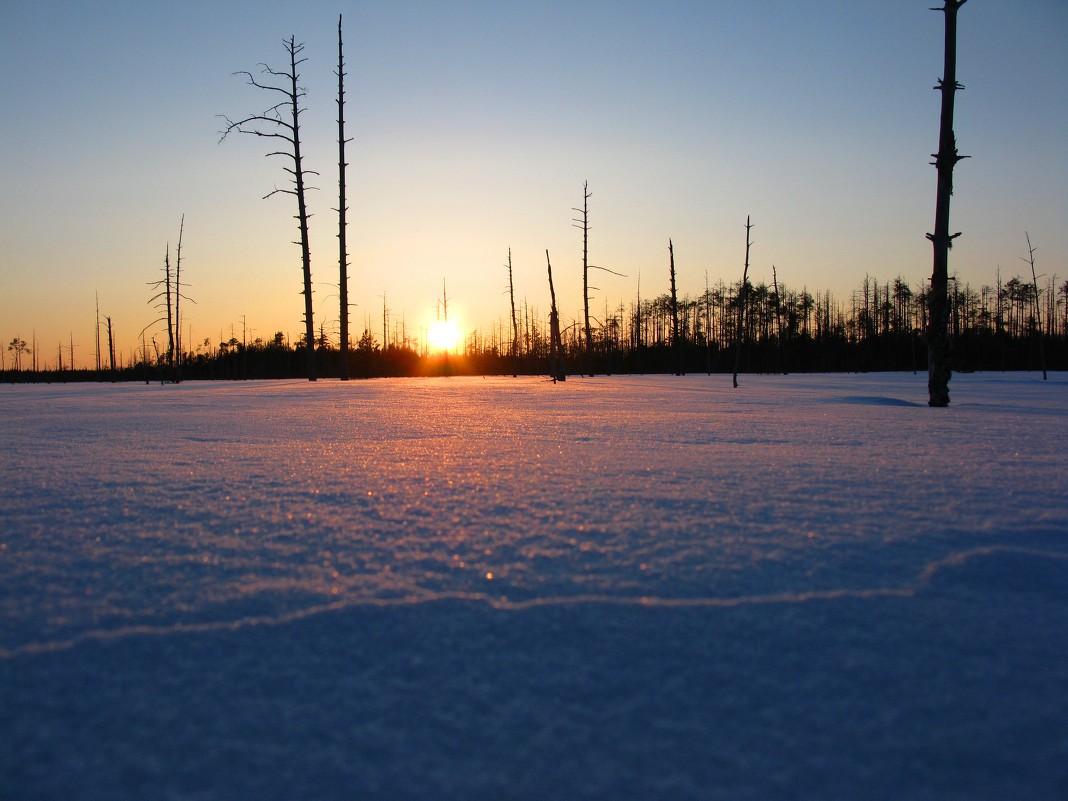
<box><xmin>1</xmin><ymin>1</ymin><xmax>1065</xmax><ymax>366</ymax></box>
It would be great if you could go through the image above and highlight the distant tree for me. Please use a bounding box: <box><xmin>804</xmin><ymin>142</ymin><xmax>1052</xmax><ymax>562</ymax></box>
<box><xmin>7</xmin><ymin>336</ymin><xmax>29</xmax><ymax>371</ymax></box>
<box><xmin>772</xmin><ymin>264</ymin><xmax>787</xmax><ymax>373</ymax></box>
<box><xmin>145</xmin><ymin>218</ymin><xmax>194</xmax><ymax>381</ymax></box>
<box><xmin>1023</xmin><ymin>232</ymin><xmax>1047</xmax><ymax>381</ymax></box>
<box><xmin>105</xmin><ymin>316</ymin><xmax>116</xmax><ymax>376</ymax></box>
<box><xmin>546</xmin><ymin>250</ymin><xmax>565</xmax><ymax>382</ymax></box>
<box><xmin>95</xmin><ymin>291</ymin><xmax>102</xmax><ymax>372</ymax></box>
<box><xmin>926</xmin><ymin>0</ymin><xmax>969</xmax><ymax>407</ymax></box>
<box><xmin>336</xmin><ymin>15</ymin><xmax>352</xmax><ymax>380</ymax></box>
<box><xmin>573</xmin><ymin>181</ymin><xmax>594</xmax><ymax>375</ymax></box>
<box><xmin>733</xmin><ymin>216</ymin><xmax>753</xmax><ymax>388</ymax></box>
<box><xmin>571</xmin><ymin>181</ymin><xmax>624</xmax><ymax>376</ymax></box>
<box><xmin>507</xmin><ymin>248</ymin><xmax>519</xmax><ymax>377</ymax></box>
<box><xmin>173</xmin><ymin>215</ymin><xmax>187</xmax><ymax>373</ymax></box>
<box><xmin>146</xmin><ymin>244</ymin><xmax>175</xmax><ymax>371</ymax></box>
<box><xmin>221</xmin><ymin>36</ymin><xmax>318</xmax><ymax>381</ymax></box>
<box><xmin>668</xmin><ymin>239</ymin><xmax>682</xmax><ymax>375</ymax></box>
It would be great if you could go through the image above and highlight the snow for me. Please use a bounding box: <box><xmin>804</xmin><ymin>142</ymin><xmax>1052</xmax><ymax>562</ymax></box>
<box><xmin>2</xmin><ymin>372</ymin><xmax>1066</xmax><ymax>800</ymax></box>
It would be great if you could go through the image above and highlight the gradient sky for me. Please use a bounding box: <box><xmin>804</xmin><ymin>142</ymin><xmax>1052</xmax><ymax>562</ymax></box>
<box><xmin>2</xmin><ymin>1</ymin><xmax>1065</xmax><ymax>368</ymax></box>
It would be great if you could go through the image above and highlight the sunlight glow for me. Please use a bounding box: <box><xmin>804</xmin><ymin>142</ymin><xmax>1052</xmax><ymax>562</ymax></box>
<box><xmin>427</xmin><ymin>319</ymin><xmax>461</xmax><ymax>353</ymax></box>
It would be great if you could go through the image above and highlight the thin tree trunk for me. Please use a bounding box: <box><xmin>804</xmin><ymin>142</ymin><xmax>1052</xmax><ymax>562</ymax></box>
<box><xmin>669</xmin><ymin>239</ymin><xmax>682</xmax><ymax>375</ymax></box>
<box><xmin>288</xmin><ymin>41</ymin><xmax>316</xmax><ymax>381</ymax></box>
<box><xmin>1024</xmin><ymin>232</ymin><xmax>1047</xmax><ymax>380</ymax></box>
<box><xmin>574</xmin><ymin>181</ymin><xmax>593</xmax><ymax>375</ymax></box>
<box><xmin>106</xmin><ymin>316</ymin><xmax>116</xmax><ymax>377</ymax></box>
<box><xmin>337</xmin><ymin>15</ymin><xmax>351</xmax><ymax>380</ymax></box>
<box><xmin>733</xmin><ymin>216</ymin><xmax>753</xmax><ymax>388</ymax></box>
<box><xmin>772</xmin><ymin>264</ymin><xmax>787</xmax><ymax>374</ymax></box>
<box><xmin>508</xmin><ymin>248</ymin><xmax>519</xmax><ymax>377</ymax></box>
<box><xmin>174</xmin><ymin>214</ymin><xmax>184</xmax><ymax>378</ymax></box>
<box><xmin>164</xmin><ymin>245</ymin><xmax>174</xmax><ymax>372</ymax></box>
<box><xmin>546</xmin><ymin>249</ymin><xmax>565</xmax><ymax>382</ymax></box>
<box><xmin>926</xmin><ymin>0</ymin><xmax>968</xmax><ymax>407</ymax></box>
<box><xmin>95</xmin><ymin>291</ymin><xmax>102</xmax><ymax>372</ymax></box>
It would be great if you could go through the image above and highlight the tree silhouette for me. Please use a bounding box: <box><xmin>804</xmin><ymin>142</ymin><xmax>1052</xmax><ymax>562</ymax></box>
<box><xmin>573</xmin><ymin>181</ymin><xmax>594</xmax><ymax>375</ymax></box>
<box><xmin>733</xmin><ymin>216</ymin><xmax>753</xmax><ymax>388</ymax></box>
<box><xmin>336</xmin><ymin>16</ymin><xmax>352</xmax><ymax>380</ymax></box>
<box><xmin>669</xmin><ymin>239</ymin><xmax>682</xmax><ymax>376</ymax></box>
<box><xmin>7</xmin><ymin>337</ymin><xmax>29</xmax><ymax>371</ymax></box>
<box><xmin>507</xmin><ymin>248</ymin><xmax>519</xmax><ymax>377</ymax></box>
<box><xmin>221</xmin><ymin>36</ymin><xmax>318</xmax><ymax>381</ymax></box>
<box><xmin>926</xmin><ymin>0</ymin><xmax>969</xmax><ymax>407</ymax></box>
<box><xmin>546</xmin><ymin>250</ymin><xmax>565</xmax><ymax>382</ymax></box>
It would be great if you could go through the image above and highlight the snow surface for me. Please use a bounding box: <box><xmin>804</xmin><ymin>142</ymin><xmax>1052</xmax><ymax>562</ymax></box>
<box><xmin>2</xmin><ymin>372</ymin><xmax>1066</xmax><ymax>800</ymax></box>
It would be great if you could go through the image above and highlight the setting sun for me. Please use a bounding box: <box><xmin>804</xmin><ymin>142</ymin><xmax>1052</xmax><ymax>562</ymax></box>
<box><xmin>427</xmin><ymin>319</ymin><xmax>461</xmax><ymax>353</ymax></box>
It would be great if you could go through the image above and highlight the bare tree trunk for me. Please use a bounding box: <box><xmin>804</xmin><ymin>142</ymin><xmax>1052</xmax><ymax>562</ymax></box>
<box><xmin>772</xmin><ymin>264</ymin><xmax>787</xmax><ymax>374</ymax></box>
<box><xmin>733</xmin><ymin>216</ymin><xmax>753</xmax><ymax>388</ymax></box>
<box><xmin>508</xmin><ymin>248</ymin><xmax>519</xmax><ymax>377</ymax></box>
<box><xmin>1024</xmin><ymin>232</ymin><xmax>1047</xmax><ymax>381</ymax></box>
<box><xmin>337</xmin><ymin>15</ymin><xmax>351</xmax><ymax>380</ymax></box>
<box><xmin>174</xmin><ymin>214</ymin><xmax>184</xmax><ymax>378</ymax></box>
<box><xmin>573</xmin><ymin>181</ymin><xmax>593</xmax><ymax>375</ymax></box>
<box><xmin>95</xmin><ymin>291</ymin><xmax>102</xmax><ymax>372</ymax></box>
<box><xmin>546</xmin><ymin>250</ymin><xmax>565</xmax><ymax>382</ymax></box>
<box><xmin>106</xmin><ymin>316</ymin><xmax>116</xmax><ymax>378</ymax></box>
<box><xmin>669</xmin><ymin>239</ymin><xmax>682</xmax><ymax>375</ymax></box>
<box><xmin>164</xmin><ymin>245</ymin><xmax>174</xmax><ymax>371</ymax></box>
<box><xmin>289</xmin><ymin>44</ymin><xmax>315</xmax><ymax>381</ymax></box>
<box><xmin>926</xmin><ymin>0</ymin><xmax>968</xmax><ymax>407</ymax></box>
<box><xmin>221</xmin><ymin>36</ymin><xmax>318</xmax><ymax>381</ymax></box>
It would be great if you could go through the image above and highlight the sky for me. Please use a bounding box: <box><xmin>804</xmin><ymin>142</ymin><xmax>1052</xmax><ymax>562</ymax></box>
<box><xmin>1</xmin><ymin>1</ymin><xmax>1065</xmax><ymax>368</ymax></box>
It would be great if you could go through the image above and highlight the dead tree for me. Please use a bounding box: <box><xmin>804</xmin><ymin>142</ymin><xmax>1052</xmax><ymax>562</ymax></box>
<box><xmin>733</xmin><ymin>216</ymin><xmax>753</xmax><ymax>389</ymax></box>
<box><xmin>105</xmin><ymin>316</ymin><xmax>116</xmax><ymax>377</ymax></box>
<box><xmin>507</xmin><ymin>248</ymin><xmax>519</xmax><ymax>377</ymax></box>
<box><xmin>571</xmin><ymin>181</ymin><xmax>624</xmax><ymax>376</ymax></box>
<box><xmin>926</xmin><ymin>0</ymin><xmax>969</xmax><ymax>407</ymax></box>
<box><xmin>336</xmin><ymin>15</ymin><xmax>352</xmax><ymax>380</ymax></box>
<box><xmin>174</xmin><ymin>214</ymin><xmax>185</xmax><ymax>373</ymax></box>
<box><xmin>573</xmin><ymin>181</ymin><xmax>594</xmax><ymax>374</ymax></box>
<box><xmin>153</xmin><ymin>244</ymin><xmax>175</xmax><ymax>370</ymax></box>
<box><xmin>669</xmin><ymin>239</ymin><xmax>682</xmax><ymax>375</ymax></box>
<box><xmin>1024</xmin><ymin>232</ymin><xmax>1047</xmax><ymax>381</ymax></box>
<box><xmin>772</xmin><ymin>264</ymin><xmax>787</xmax><ymax>374</ymax></box>
<box><xmin>546</xmin><ymin>249</ymin><xmax>565</xmax><ymax>382</ymax></box>
<box><xmin>95</xmin><ymin>291</ymin><xmax>102</xmax><ymax>372</ymax></box>
<box><xmin>221</xmin><ymin>36</ymin><xmax>318</xmax><ymax>381</ymax></box>
<box><xmin>145</xmin><ymin>218</ymin><xmax>194</xmax><ymax>381</ymax></box>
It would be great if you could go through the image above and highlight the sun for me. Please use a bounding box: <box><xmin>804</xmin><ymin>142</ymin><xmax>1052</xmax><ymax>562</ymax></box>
<box><xmin>427</xmin><ymin>319</ymin><xmax>461</xmax><ymax>353</ymax></box>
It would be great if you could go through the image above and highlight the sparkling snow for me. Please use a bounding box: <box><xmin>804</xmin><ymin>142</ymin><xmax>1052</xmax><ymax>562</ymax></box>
<box><xmin>2</xmin><ymin>373</ymin><xmax>1066</xmax><ymax>800</ymax></box>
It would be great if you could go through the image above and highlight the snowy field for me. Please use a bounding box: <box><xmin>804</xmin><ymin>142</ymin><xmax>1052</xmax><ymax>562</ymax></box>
<box><xmin>2</xmin><ymin>372</ymin><xmax>1066</xmax><ymax>800</ymax></box>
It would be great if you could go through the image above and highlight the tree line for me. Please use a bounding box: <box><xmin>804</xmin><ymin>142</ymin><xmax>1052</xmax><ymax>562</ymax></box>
<box><xmin>5</xmin><ymin>266</ymin><xmax>1063</xmax><ymax>382</ymax></box>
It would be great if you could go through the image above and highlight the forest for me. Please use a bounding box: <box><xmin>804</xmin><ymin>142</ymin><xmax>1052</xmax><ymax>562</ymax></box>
<box><xmin>4</xmin><ymin>269</ymin><xmax>1064</xmax><ymax>383</ymax></box>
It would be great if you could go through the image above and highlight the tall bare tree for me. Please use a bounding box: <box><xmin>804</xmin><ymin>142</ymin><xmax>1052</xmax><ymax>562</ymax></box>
<box><xmin>507</xmin><ymin>248</ymin><xmax>519</xmax><ymax>377</ymax></box>
<box><xmin>546</xmin><ymin>250</ymin><xmax>565</xmax><ymax>382</ymax></box>
<box><xmin>336</xmin><ymin>15</ymin><xmax>352</xmax><ymax>380</ymax></box>
<box><xmin>174</xmin><ymin>214</ymin><xmax>185</xmax><ymax>373</ymax></box>
<box><xmin>669</xmin><ymin>239</ymin><xmax>682</xmax><ymax>375</ymax></box>
<box><xmin>571</xmin><ymin>181</ymin><xmax>623</xmax><ymax>376</ymax></box>
<box><xmin>926</xmin><ymin>0</ymin><xmax>969</xmax><ymax>407</ymax></box>
<box><xmin>733</xmin><ymin>216</ymin><xmax>753</xmax><ymax>389</ymax></box>
<box><xmin>221</xmin><ymin>36</ymin><xmax>318</xmax><ymax>381</ymax></box>
<box><xmin>95</xmin><ymin>291</ymin><xmax>102</xmax><ymax>372</ymax></box>
<box><xmin>1023</xmin><ymin>232</ymin><xmax>1047</xmax><ymax>381</ymax></box>
<box><xmin>772</xmin><ymin>264</ymin><xmax>787</xmax><ymax>374</ymax></box>
<box><xmin>573</xmin><ymin>181</ymin><xmax>594</xmax><ymax>374</ymax></box>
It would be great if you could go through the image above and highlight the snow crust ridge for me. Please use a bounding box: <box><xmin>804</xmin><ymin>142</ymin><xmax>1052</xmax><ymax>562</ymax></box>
<box><xmin>5</xmin><ymin>545</ymin><xmax>1063</xmax><ymax>660</ymax></box>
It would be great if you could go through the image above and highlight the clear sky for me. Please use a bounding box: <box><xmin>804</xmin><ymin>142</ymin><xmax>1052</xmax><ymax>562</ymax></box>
<box><xmin>2</xmin><ymin>1</ymin><xmax>1065</xmax><ymax>368</ymax></box>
